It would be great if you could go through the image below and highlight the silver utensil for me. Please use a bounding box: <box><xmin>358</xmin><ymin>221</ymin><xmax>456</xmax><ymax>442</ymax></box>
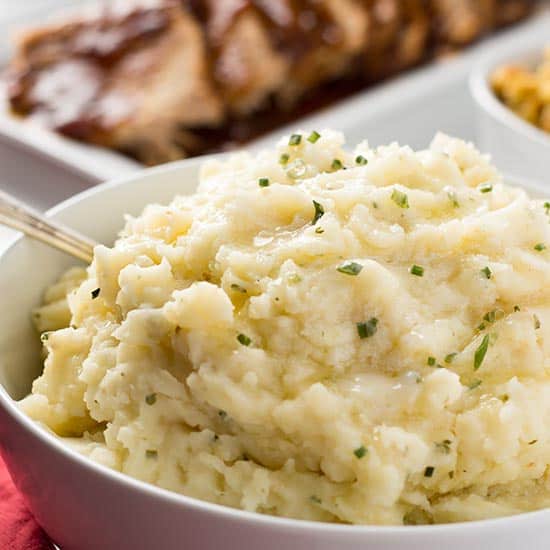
<box><xmin>0</xmin><ymin>189</ymin><xmax>97</xmax><ymax>263</ymax></box>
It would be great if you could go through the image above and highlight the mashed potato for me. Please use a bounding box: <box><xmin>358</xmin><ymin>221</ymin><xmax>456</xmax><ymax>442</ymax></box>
<box><xmin>22</xmin><ymin>130</ymin><xmax>550</xmax><ymax>525</ymax></box>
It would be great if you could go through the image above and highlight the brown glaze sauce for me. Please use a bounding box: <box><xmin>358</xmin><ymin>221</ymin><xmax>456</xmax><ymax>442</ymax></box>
<box><xmin>8</xmin><ymin>5</ymin><xmax>171</xmax><ymax>137</ymax></box>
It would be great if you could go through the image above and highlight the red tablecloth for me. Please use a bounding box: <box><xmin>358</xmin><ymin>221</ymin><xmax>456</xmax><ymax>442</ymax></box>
<box><xmin>0</xmin><ymin>456</ymin><xmax>52</xmax><ymax>550</ymax></box>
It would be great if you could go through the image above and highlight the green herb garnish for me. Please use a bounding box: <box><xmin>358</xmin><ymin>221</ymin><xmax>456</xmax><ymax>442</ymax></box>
<box><xmin>145</xmin><ymin>450</ymin><xmax>158</xmax><ymax>459</ymax></box>
<box><xmin>145</xmin><ymin>393</ymin><xmax>157</xmax><ymax>405</ymax></box>
<box><xmin>315</xmin><ymin>227</ymin><xmax>324</xmax><ymax>234</ymax></box>
<box><xmin>279</xmin><ymin>153</ymin><xmax>290</xmax><ymax>165</ymax></box>
<box><xmin>353</xmin><ymin>445</ymin><xmax>367</xmax><ymax>459</ymax></box>
<box><xmin>444</xmin><ymin>352</ymin><xmax>458</xmax><ymax>364</ymax></box>
<box><xmin>311</xmin><ymin>200</ymin><xmax>325</xmax><ymax>225</ymax></box>
<box><xmin>483</xmin><ymin>309</ymin><xmax>504</xmax><ymax>324</ymax></box>
<box><xmin>529</xmin><ymin>439</ymin><xmax>538</xmax><ymax>445</ymax></box>
<box><xmin>258</xmin><ymin>177</ymin><xmax>270</xmax><ymax>187</ymax></box>
<box><xmin>481</xmin><ymin>266</ymin><xmax>492</xmax><ymax>279</ymax></box>
<box><xmin>474</xmin><ymin>334</ymin><xmax>490</xmax><ymax>370</ymax></box>
<box><xmin>479</xmin><ymin>183</ymin><xmax>493</xmax><ymax>193</ymax></box>
<box><xmin>410</xmin><ymin>265</ymin><xmax>424</xmax><ymax>277</ymax></box>
<box><xmin>337</xmin><ymin>261</ymin><xmax>363</xmax><ymax>276</ymax></box>
<box><xmin>91</xmin><ymin>288</ymin><xmax>101</xmax><ymax>299</ymax></box>
<box><xmin>424</xmin><ymin>466</ymin><xmax>435</xmax><ymax>478</ymax></box>
<box><xmin>448</xmin><ymin>191</ymin><xmax>460</xmax><ymax>208</ymax></box>
<box><xmin>355</xmin><ymin>155</ymin><xmax>368</xmax><ymax>166</ymax></box>
<box><xmin>307</xmin><ymin>131</ymin><xmax>321</xmax><ymax>144</ymax></box>
<box><xmin>331</xmin><ymin>159</ymin><xmax>344</xmax><ymax>171</ymax></box>
<box><xmin>357</xmin><ymin>318</ymin><xmax>378</xmax><ymax>339</ymax></box>
<box><xmin>468</xmin><ymin>379</ymin><xmax>482</xmax><ymax>390</ymax></box>
<box><xmin>545</xmin><ymin>202</ymin><xmax>550</xmax><ymax>215</ymax></box>
<box><xmin>237</xmin><ymin>333</ymin><xmax>252</xmax><ymax>346</ymax></box>
<box><xmin>534</xmin><ymin>243</ymin><xmax>546</xmax><ymax>251</ymax></box>
<box><xmin>427</xmin><ymin>356</ymin><xmax>436</xmax><ymax>366</ymax></box>
<box><xmin>534</xmin><ymin>314</ymin><xmax>541</xmax><ymax>330</ymax></box>
<box><xmin>40</xmin><ymin>332</ymin><xmax>50</xmax><ymax>342</ymax></box>
<box><xmin>289</xmin><ymin>134</ymin><xmax>302</xmax><ymax>146</ymax></box>
<box><xmin>391</xmin><ymin>189</ymin><xmax>409</xmax><ymax>209</ymax></box>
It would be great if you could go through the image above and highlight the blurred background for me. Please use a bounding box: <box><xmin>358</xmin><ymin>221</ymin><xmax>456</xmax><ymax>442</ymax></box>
<box><xmin>0</xmin><ymin>1</ymin><xmax>548</xmax><ymax>208</ymax></box>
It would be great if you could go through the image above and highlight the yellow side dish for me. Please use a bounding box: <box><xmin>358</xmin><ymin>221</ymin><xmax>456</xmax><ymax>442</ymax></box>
<box><xmin>491</xmin><ymin>47</ymin><xmax>550</xmax><ymax>132</ymax></box>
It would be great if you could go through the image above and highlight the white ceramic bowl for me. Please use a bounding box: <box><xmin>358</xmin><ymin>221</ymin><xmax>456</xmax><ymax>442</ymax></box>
<box><xmin>1</xmin><ymin>159</ymin><xmax>550</xmax><ymax>550</ymax></box>
<box><xmin>470</xmin><ymin>38</ymin><xmax>550</xmax><ymax>185</ymax></box>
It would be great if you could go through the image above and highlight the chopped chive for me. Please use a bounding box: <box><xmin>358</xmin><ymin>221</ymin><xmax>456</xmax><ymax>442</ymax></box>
<box><xmin>372</xmin><ymin>201</ymin><xmax>378</xmax><ymax>209</ymax></box>
<box><xmin>391</xmin><ymin>189</ymin><xmax>409</xmax><ymax>209</ymax></box>
<box><xmin>289</xmin><ymin>134</ymin><xmax>302</xmax><ymax>146</ymax></box>
<box><xmin>230</xmin><ymin>282</ymin><xmax>248</xmax><ymax>295</ymax></box>
<box><xmin>410</xmin><ymin>264</ymin><xmax>424</xmax><ymax>277</ymax></box>
<box><xmin>336</xmin><ymin>261</ymin><xmax>363</xmax><ymax>276</ymax></box>
<box><xmin>279</xmin><ymin>153</ymin><xmax>290</xmax><ymax>165</ymax></box>
<box><xmin>483</xmin><ymin>309</ymin><xmax>503</xmax><ymax>324</ymax></box>
<box><xmin>353</xmin><ymin>445</ymin><xmax>367</xmax><ymax>459</ymax></box>
<box><xmin>91</xmin><ymin>288</ymin><xmax>101</xmax><ymax>299</ymax></box>
<box><xmin>258</xmin><ymin>177</ymin><xmax>270</xmax><ymax>187</ymax></box>
<box><xmin>448</xmin><ymin>191</ymin><xmax>460</xmax><ymax>208</ymax></box>
<box><xmin>331</xmin><ymin>159</ymin><xmax>344</xmax><ymax>171</ymax></box>
<box><xmin>479</xmin><ymin>183</ymin><xmax>493</xmax><ymax>193</ymax></box>
<box><xmin>145</xmin><ymin>393</ymin><xmax>157</xmax><ymax>405</ymax></box>
<box><xmin>237</xmin><ymin>333</ymin><xmax>252</xmax><ymax>346</ymax></box>
<box><xmin>448</xmin><ymin>471</ymin><xmax>454</xmax><ymax>479</ymax></box>
<box><xmin>481</xmin><ymin>266</ymin><xmax>492</xmax><ymax>279</ymax></box>
<box><xmin>435</xmin><ymin>440</ymin><xmax>452</xmax><ymax>454</ymax></box>
<box><xmin>311</xmin><ymin>200</ymin><xmax>325</xmax><ymax>225</ymax></box>
<box><xmin>307</xmin><ymin>131</ymin><xmax>321</xmax><ymax>143</ymax></box>
<box><xmin>529</xmin><ymin>439</ymin><xmax>538</xmax><ymax>445</ymax></box>
<box><xmin>427</xmin><ymin>356</ymin><xmax>436</xmax><ymax>366</ymax></box>
<box><xmin>477</xmin><ymin>323</ymin><xmax>486</xmax><ymax>331</ymax></box>
<box><xmin>424</xmin><ymin>466</ymin><xmax>435</xmax><ymax>478</ymax></box>
<box><xmin>534</xmin><ymin>314</ymin><xmax>541</xmax><ymax>330</ymax></box>
<box><xmin>40</xmin><ymin>332</ymin><xmax>50</xmax><ymax>342</ymax></box>
<box><xmin>355</xmin><ymin>155</ymin><xmax>368</xmax><ymax>166</ymax></box>
<box><xmin>315</xmin><ymin>226</ymin><xmax>324</xmax><ymax>234</ymax></box>
<box><xmin>468</xmin><ymin>379</ymin><xmax>482</xmax><ymax>390</ymax></box>
<box><xmin>310</xmin><ymin>495</ymin><xmax>322</xmax><ymax>504</ymax></box>
<box><xmin>545</xmin><ymin>202</ymin><xmax>550</xmax><ymax>215</ymax></box>
<box><xmin>145</xmin><ymin>450</ymin><xmax>158</xmax><ymax>459</ymax></box>
<box><xmin>534</xmin><ymin>243</ymin><xmax>546</xmax><ymax>251</ymax></box>
<box><xmin>357</xmin><ymin>318</ymin><xmax>378</xmax><ymax>339</ymax></box>
<box><xmin>474</xmin><ymin>334</ymin><xmax>490</xmax><ymax>370</ymax></box>
<box><xmin>444</xmin><ymin>352</ymin><xmax>458</xmax><ymax>364</ymax></box>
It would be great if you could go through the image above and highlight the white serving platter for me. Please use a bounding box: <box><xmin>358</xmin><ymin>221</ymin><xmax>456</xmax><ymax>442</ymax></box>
<box><xmin>0</xmin><ymin>4</ymin><xmax>548</xmax><ymax>215</ymax></box>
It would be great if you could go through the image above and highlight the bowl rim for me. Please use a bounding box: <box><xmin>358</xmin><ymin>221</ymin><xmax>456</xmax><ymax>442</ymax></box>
<box><xmin>1</xmin><ymin>157</ymin><xmax>550</xmax><ymax>537</ymax></box>
<box><xmin>469</xmin><ymin>37</ymin><xmax>550</xmax><ymax>149</ymax></box>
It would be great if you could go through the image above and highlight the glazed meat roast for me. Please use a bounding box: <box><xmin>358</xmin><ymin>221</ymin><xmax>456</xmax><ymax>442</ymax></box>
<box><xmin>6</xmin><ymin>0</ymin><xmax>534</xmax><ymax>165</ymax></box>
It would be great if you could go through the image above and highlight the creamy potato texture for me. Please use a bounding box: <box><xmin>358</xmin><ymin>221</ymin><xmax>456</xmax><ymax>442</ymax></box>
<box><xmin>23</xmin><ymin>130</ymin><xmax>550</xmax><ymax>525</ymax></box>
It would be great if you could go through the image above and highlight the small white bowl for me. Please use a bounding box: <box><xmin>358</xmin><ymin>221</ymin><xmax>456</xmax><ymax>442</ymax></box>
<box><xmin>1</xmin><ymin>159</ymin><xmax>550</xmax><ymax>550</ymax></box>
<box><xmin>470</xmin><ymin>38</ymin><xmax>550</xmax><ymax>184</ymax></box>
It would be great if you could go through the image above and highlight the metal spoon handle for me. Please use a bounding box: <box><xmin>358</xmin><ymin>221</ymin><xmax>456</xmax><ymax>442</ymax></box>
<box><xmin>0</xmin><ymin>189</ymin><xmax>97</xmax><ymax>263</ymax></box>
